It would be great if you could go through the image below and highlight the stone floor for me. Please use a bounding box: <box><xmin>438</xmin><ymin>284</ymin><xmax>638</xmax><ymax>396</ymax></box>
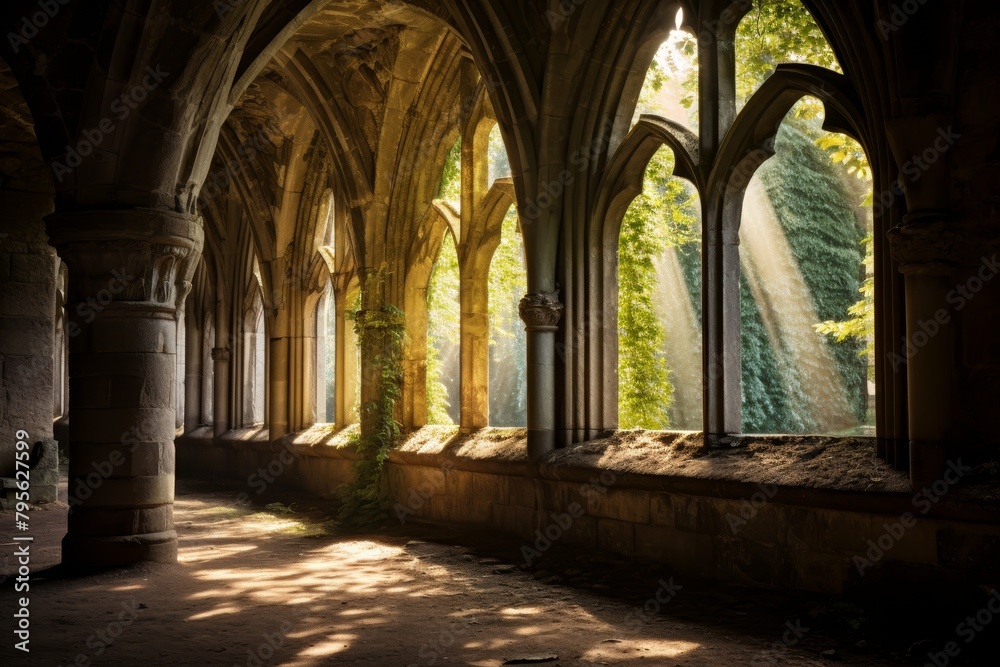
<box><xmin>0</xmin><ymin>479</ymin><xmax>996</xmax><ymax>666</ymax></box>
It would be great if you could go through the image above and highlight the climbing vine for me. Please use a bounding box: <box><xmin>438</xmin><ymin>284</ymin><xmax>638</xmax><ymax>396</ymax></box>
<box><xmin>338</xmin><ymin>267</ymin><xmax>406</xmax><ymax>528</ymax></box>
<box><xmin>618</xmin><ymin>146</ymin><xmax>700</xmax><ymax>430</ymax></box>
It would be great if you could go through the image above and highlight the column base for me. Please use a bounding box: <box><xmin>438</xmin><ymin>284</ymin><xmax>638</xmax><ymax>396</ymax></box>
<box><xmin>62</xmin><ymin>530</ymin><xmax>178</xmax><ymax>570</ymax></box>
<box><xmin>527</xmin><ymin>429</ymin><xmax>555</xmax><ymax>462</ymax></box>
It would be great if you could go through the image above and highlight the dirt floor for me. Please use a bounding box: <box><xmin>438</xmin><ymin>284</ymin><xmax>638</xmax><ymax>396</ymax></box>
<box><xmin>1</xmin><ymin>478</ymin><xmax>998</xmax><ymax>666</ymax></box>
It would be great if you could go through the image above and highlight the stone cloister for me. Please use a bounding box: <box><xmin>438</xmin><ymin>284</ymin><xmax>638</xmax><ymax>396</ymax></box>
<box><xmin>2</xmin><ymin>1</ymin><xmax>1000</xmax><ymax>660</ymax></box>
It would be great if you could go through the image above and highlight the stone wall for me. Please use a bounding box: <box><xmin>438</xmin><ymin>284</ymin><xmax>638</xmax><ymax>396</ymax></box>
<box><xmin>177</xmin><ymin>426</ymin><xmax>1000</xmax><ymax>595</ymax></box>
<box><xmin>0</xmin><ymin>190</ymin><xmax>59</xmax><ymax>504</ymax></box>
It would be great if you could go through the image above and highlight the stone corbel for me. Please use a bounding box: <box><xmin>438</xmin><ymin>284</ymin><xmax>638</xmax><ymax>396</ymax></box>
<box><xmin>518</xmin><ymin>290</ymin><xmax>564</xmax><ymax>331</ymax></box>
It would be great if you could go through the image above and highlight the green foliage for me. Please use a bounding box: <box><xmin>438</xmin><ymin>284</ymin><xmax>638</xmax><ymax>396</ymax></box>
<box><xmin>735</xmin><ymin>0</ymin><xmax>841</xmax><ymax>105</ymax></box>
<box><xmin>623</xmin><ymin>0</ymin><xmax>874</xmax><ymax>434</ymax></box>
<box><xmin>618</xmin><ymin>147</ymin><xmax>700</xmax><ymax>429</ymax></box>
<box><xmin>813</xmin><ymin>134</ymin><xmax>876</xmax><ymax>383</ymax></box>
<box><xmin>427</xmin><ymin>233</ymin><xmax>461</xmax><ymax>424</ymax></box>
<box><xmin>438</xmin><ymin>137</ymin><xmax>462</xmax><ymax>208</ymax></box>
<box><xmin>337</xmin><ymin>267</ymin><xmax>405</xmax><ymax>528</ymax></box>
<box><xmin>488</xmin><ymin>206</ymin><xmax>528</xmax><ymax>426</ymax></box>
<box><xmin>739</xmin><ymin>113</ymin><xmax>868</xmax><ymax>433</ymax></box>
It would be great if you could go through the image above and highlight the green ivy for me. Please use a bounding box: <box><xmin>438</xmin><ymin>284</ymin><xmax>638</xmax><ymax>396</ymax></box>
<box><xmin>618</xmin><ymin>147</ymin><xmax>700</xmax><ymax>429</ymax></box>
<box><xmin>337</xmin><ymin>267</ymin><xmax>406</xmax><ymax>528</ymax></box>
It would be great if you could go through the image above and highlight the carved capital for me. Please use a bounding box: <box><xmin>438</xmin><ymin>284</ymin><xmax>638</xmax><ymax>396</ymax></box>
<box><xmin>46</xmin><ymin>208</ymin><xmax>204</xmax><ymax>315</ymax></box>
<box><xmin>888</xmin><ymin>210</ymin><xmax>998</xmax><ymax>273</ymax></box>
<box><xmin>211</xmin><ymin>347</ymin><xmax>231</xmax><ymax>363</ymax></box>
<box><xmin>519</xmin><ymin>290</ymin><xmax>563</xmax><ymax>332</ymax></box>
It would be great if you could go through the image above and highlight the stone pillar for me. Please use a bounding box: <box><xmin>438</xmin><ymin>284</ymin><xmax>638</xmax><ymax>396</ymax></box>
<box><xmin>460</xmin><ymin>273</ymin><xmax>490</xmax><ymax>430</ymax></box>
<box><xmin>889</xmin><ymin>213</ymin><xmax>959</xmax><ymax>487</ymax></box>
<box><xmin>697</xmin><ymin>2</ymin><xmax>747</xmax><ymax>441</ymax></box>
<box><xmin>268</xmin><ymin>331</ymin><xmax>289</xmax><ymax>440</ymax></box>
<box><xmin>184</xmin><ymin>303</ymin><xmax>202</xmax><ymax>433</ymax></box>
<box><xmin>211</xmin><ymin>346</ymin><xmax>231</xmax><ymax>437</ymax></box>
<box><xmin>49</xmin><ymin>208</ymin><xmax>203</xmax><ymax>569</ymax></box>
<box><xmin>212</xmin><ymin>287</ymin><xmax>231</xmax><ymax>437</ymax></box>
<box><xmin>519</xmin><ymin>291</ymin><xmax>563</xmax><ymax>460</ymax></box>
<box><xmin>0</xmin><ymin>189</ymin><xmax>59</xmax><ymax>504</ymax></box>
<box><xmin>334</xmin><ymin>288</ymin><xmax>358</xmax><ymax>426</ymax></box>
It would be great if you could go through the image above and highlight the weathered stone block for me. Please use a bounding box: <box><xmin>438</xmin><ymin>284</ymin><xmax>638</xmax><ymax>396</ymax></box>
<box><xmin>786</xmin><ymin>507</ymin><xmax>878</xmax><ymax>556</ymax></box>
<box><xmin>471</xmin><ymin>472</ymin><xmax>509</xmax><ymax>505</ymax></box>
<box><xmin>558</xmin><ymin>513</ymin><xmax>598</xmax><ymax>550</ymax></box>
<box><xmin>673</xmin><ymin>494</ymin><xmax>727</xmax><ymax>534</ymax></box>
<box><xmin>715</xmin><ymin>536</ymin><xmax>778</xmax><ymax>587</ymax></box>
<box><xmin>649</xmin><ymin>492</ymin><xmax>673</xmax><ymax>527</ymax></box>
<box><xmin>597</xmin><ymin>518</ymin><xmax>635</xmax><ymax>557</ymax></box>
<box><xmin>0</xmin><ymin>317</ymin><xmax>53</xmax><ymax>356</ymax></box>
<box><xmin>0</xmin><ymin>282</ymin><xmax>53</xmax><ymax>317</ymax></box>
<box><xmin>789</xmin><ymin>550</ymin><xmax>849</xmax><ymax>594</ymax></box>
<box><xmin>635</xmin><ymin>524</ymin><xmax>677</xmax><ymax>563</ymax></box>
<box><xmin>508</xmin><ymin>477</ymin><xmax>538</xmax><ymax>509</ymax></box>
<box><xmin>493</xmin><ymin>504</ymin><xmax>537</xmax><ymax>541</ymax></box>
<box><xmin>587</xmin><ymin>488</ymin><xmax>650</xmax><ymax>524</ymax></box>
<box><xmin>10</xmin><ymin>252</ymin><xmax>56</xmax><ymax>285</ymax></box>
<box><xmin>444</xmin><ymin>467</ymin><xmax>474</xmax><ymax>497</ymax></box>
<box><xmin>538</xmin><ymin>480</ymin><xmax>586</xmax><ymax>513</ymax></box>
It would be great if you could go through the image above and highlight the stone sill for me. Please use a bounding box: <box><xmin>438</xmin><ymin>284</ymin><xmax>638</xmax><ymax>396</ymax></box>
<box><xmin>176</xmin><ymin>425</ymin><xmax>1000</xmax><ymax>524</ymax></box>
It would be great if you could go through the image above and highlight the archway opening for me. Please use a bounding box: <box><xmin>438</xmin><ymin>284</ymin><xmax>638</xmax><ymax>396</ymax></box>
<box><xmin>738</xmin><ymin>96</ymin><xmax>874</xmax><ymax>436</ymax></box>
<box><xmin>617</xmin><ymin>146</ymin><xmax>703</xmax><ymax>430</ymax></box>
<box><xmin>631</xmin><ymin>10</ymin><xmax>699</xmax><ymax>131</ymax></box>
<box><xmin>426</xmin><ymin>231</ymin><xmax>461</xmax><ymax>425</ymax></box>
<box><xmin>488</xmin><ymin>205</ymin><xmax>528</xmax><ymax>427</ymax></box>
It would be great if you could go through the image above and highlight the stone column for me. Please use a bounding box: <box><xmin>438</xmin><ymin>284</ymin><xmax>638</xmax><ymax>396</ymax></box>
<box><xmin>211</xmin><ymin>346</ymin><xmax>231</xmax><ymax>437</ymax></box>
<box><xmin>519</xmin><ymin>291</ymin><xmax>563</xmax><ymax>460</ymax></box>
<box><xmin>212</xmin><ymin>286</ymin><xmax>232</xmax><ymax>437</ymax></box>
<box><xmin>460</xmin><ymin>272</ymin><xmax>490</xmax><ymax>430</ymax></box>
<box><xmin>0</xmin><ymin>189</ymin><xmax>59</xmax><ymax>503</ymax></box>
<box><xmin>48</xmin><ymin>208</ymin><xmax>202</xmax><ymax>569</ymax></box>
<box><xmin>268</xmin><ymin>328</ymin><xmax>290</xmax><ymax>440</ymax></box>
<box><xmin>889</xmin><ymin>213</ymin><xmax>960</xmax><ymax>487</ymax></box>
<box><xmin>697</xmin><ymin>2</ymin><xmax>748</xmax><ymax>441</ymax></box>
<box><xmin>184</xmin><ymin>302</ymin><xmax>203</xmax><ymax>432</ymax></box>
<box><xmin>334</xmin><ymin>288</ymin><xmax>358</xmax><ymax>426</ymax></box>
